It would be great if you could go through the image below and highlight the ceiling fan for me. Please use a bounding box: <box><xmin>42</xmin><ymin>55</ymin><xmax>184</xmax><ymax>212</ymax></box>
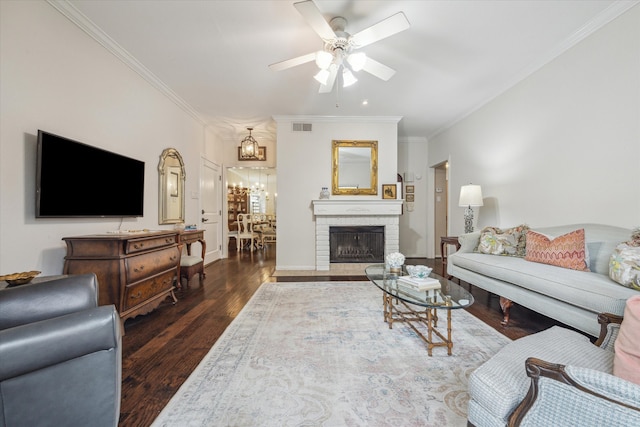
<box><xmin>269</xmin><ymin>0</ymin><xmax>410</xmax><ymax>93</ymax></box>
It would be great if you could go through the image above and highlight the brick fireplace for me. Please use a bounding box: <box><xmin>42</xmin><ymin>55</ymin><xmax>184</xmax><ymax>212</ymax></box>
<box><xmin>312</xmin><ymin>200</ymin><xmax>403</xmax><ymax>271</ymax></box>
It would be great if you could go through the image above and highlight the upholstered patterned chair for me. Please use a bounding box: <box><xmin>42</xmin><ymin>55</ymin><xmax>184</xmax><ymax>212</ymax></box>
<box><xmin>467</xmin><ymin>313</ymin><xmax>640</xmax><ymax>427</ymax></box>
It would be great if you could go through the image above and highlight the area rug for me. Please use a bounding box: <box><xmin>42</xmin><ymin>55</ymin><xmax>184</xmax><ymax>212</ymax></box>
<box><xmin>151</xmin><ymin>281</ymin><xmax>511</xmax><ymax>427</ymax></box>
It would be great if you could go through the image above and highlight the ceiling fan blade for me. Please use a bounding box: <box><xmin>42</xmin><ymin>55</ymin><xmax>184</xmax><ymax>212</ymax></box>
<box><xmin>294</xmin><ymin>0</ymin><xmax>336</xmax><ymax>41</ymax></box>
<box><xmin>350</xmin><ymin>12</ymin><xmax>410</xmax><ymax>48</ymax></box>
<box><xmin>319</xmin><ymin>66</ymin><xmax>338</xmax><ymax>93</ymax></box>
<box><xmin>361</xmin><ymin>57</ymin><xmax>396</xmax><ymax>81</ymax></box>
<box><xmin>269</xmin><ymin>52</ymin><xmax>316</xmax><ymax>71</ymax></box>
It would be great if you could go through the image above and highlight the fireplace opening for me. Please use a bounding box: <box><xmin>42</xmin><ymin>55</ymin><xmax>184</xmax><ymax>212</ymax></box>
<box><xmin>329</xmin><ymin>226</ymin><xmax>385</xmax><ymax>263</ymax></box>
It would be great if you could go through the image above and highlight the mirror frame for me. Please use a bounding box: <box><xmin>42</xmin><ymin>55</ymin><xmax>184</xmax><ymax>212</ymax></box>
<box><xmin>332</xmin><ymin>140</ymin><xmax>378</xmax><ymax>195</ymax></box>
<box><xmin>158</xmin><ymin>148</ymin><xmax>186</xmax><ymax>224</ymax></box>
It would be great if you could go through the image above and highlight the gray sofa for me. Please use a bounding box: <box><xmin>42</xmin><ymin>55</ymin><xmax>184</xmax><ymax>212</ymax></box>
<box><xmin>449</xmin><ymin>223</ymin><xmax>638</xmax><ymax>336</ymax></box>
<box><xmin>0</xmin><ymin>274</ymin><xmax>122</xmax><ymax>427</ymax></box>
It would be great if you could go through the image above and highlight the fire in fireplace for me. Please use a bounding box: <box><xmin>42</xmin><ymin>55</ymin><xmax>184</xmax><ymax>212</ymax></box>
<box><xmin>329</xmin><ymin>226</ymin><xmax>385</xmax><ymax>263</ymax></box>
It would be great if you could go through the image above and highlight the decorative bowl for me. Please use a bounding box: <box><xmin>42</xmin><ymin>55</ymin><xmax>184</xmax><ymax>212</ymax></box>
<box><xmin>0</xmin><ymin>270</ymin><xmax>41</xmax><ymax>286</ymax></box>
<box><xmin>406</xmin><ymin>265</ymin><xmax>432</xmax><ymax>279</ymax></box>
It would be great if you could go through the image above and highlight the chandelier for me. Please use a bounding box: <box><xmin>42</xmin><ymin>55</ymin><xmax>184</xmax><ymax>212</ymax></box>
<box><xmin>239</xmin><ymin>127</ymin><xmax>259</xmax><ymax>160</ymax></box>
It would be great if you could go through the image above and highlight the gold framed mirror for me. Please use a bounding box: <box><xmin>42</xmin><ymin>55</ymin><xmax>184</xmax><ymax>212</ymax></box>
<box><xmin>158</xmin><ymin>148</ymin><xmax>186</xmax><ymax>224</ymax></box>
<box><xmin>332</xmin><ymin>140</ymin><xmax>378</xmax><ymax>195</ymax></box>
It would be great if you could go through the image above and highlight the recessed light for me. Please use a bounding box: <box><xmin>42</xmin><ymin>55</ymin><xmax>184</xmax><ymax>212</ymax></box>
<box><xmin>362</xmin><ymin>99</ymin><xmax>369</xmax><ymax>106</ymax></box>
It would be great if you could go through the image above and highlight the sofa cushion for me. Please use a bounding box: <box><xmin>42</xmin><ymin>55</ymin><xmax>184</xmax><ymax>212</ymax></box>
<box><xmin>614</xmin><ymin>295</ymin><xmax>640</xmax><ymax>385</ymax></box>
<box><xmin>468</xmin><ymin>326</ymin><xmax>613</xmax><ymax>423</ymax></box>
<box><xmin>477</xmin><ymin>224</ymin><xmax>529</xmax><ymax>257</ymax></box>
<box><xmin>525</xmin><ymin>228</ymin><xmax>589</xmax><ymax>271</ymax></box>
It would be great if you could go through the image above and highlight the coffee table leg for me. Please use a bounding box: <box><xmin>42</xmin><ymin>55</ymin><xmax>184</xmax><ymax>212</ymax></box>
<box><xmin>383</xmin><ymin>294</ymin><xmax>394</xmax><ymax>329</ymax></box>
<box><xmin>446</xmin><ymin>309</ymin><xmax>453</xmax><ymax>355</ymax></box>
<box><xmin>426</xmin><ymin>308</ymin><xmax>434</xmax><ymax>356</ymax></box>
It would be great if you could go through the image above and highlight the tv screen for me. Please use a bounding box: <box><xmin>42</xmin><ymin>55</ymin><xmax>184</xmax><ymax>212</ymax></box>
<box><xmin>36</xmin><ymin>130</ymin><xmax>145</xmax><ymax>218</ymax></box>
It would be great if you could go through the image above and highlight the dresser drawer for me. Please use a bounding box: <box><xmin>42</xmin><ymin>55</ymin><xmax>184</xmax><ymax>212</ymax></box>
<box><xmin>123</xmin><ymin>270</ymin><xmax>175</xmax><ymax>311</ymax></box>
<box><xmin>125</xmin><ymin>246</ymin><xmax>180</xmax><ymax>283</ymax></box>
<box><xmin>126</xmin><ymin>233</ymin><xmax>177</xmax><ymax>254</ymax></box>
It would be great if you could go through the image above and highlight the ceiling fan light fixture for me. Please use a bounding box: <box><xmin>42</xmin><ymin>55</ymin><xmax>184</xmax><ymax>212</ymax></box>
<box><xmin>342</xmin><ymin>69</ymin><xmax>357</xmax><ymax>87</ymax></box>
<box><xmin>347</xmin><ymin>52</ymin><xmax>367</xmax><ymax>71</ymax></box>
<box><xmin>315</xmin><ymin>50</ymin><xmax>333</xmax><ymax>69</ymax></box>
<box><xmin>314</xmin><ymin>69</ymin><xmax>330</xmax><ymax>85</ymax></box>
<box><xmin>239</xmin><ymin>127</ymin><xmax>260</xmax><ymax>160</ymax></box>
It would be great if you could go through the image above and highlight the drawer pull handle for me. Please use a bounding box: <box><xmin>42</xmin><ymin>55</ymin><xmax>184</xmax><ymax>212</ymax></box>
<box><xmin>130</xmin><ymin>292</ymin><xmax>142</xmax><ymax>300</ymax></box>
<box><xmin>134</xmin><ymin>243</ymin><xmax>144</xmax><ymax>249</ymax></box>
<box><xmin>170</xmin><ymin>255</ymin><xmax>177</xmax><ymax>261</ymax></box>
<box><xmin>166</xmin><ymin>238</ymin><xmax>173</xmax><ymax>243</ymax></box>
<box><xmin>134</xmin><ymin>265</ymin><xmax>145</xmax><ymax>273</ymax></box>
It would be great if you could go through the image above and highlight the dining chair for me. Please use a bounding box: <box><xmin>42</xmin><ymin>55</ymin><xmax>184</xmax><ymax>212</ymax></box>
<box><xmin>236</xmin><ymin>213</ymin><xmax>256</xmax><ymax>252</ymax></box>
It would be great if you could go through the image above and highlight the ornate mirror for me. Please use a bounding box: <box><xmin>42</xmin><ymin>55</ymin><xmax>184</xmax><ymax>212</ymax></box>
<box><xmin>332</xmin><ymin>140</ymin><xmax>378</xmax><ymax>195</ymax></box>
<box><xmin>158</xmin><ymin>148</ymin><xmax>185</xmax><ymax>224</ymax></box>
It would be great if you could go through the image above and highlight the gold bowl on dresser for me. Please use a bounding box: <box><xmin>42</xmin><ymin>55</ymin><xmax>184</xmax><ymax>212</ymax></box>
<box><xmin>0</xmin><ymin>270</ymin><xmax>41</xmax><ymax>286</ymax></box>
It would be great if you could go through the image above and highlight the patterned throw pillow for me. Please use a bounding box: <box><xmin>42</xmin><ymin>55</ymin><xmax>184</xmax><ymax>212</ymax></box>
<box><xmin>525</xmin><ymin>229</ymin><xmax>590</xmax><ymax>271</ymax></box>
<box><xmin>477</xmin><ymin>225</ymin><xmax>529</xmax><ymax>257</ymax></box>
<box><xmin>609</xmin><ymin>244</ymin><xmax>640</xmax><ymax>290</ymax></box>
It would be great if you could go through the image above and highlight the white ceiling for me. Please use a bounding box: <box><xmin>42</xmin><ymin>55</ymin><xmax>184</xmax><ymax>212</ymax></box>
<box><xmin>64</xmin><ymin>0</ymin><xmax>634</xmax><ymax>142</ymax></box>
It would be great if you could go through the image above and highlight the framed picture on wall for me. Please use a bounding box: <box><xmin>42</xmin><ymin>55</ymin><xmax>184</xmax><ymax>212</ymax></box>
<box><xmin>406</xmin><ymin>185</ymin><xmax>414</xmax><ymax>193</ymax></box>
<box><xmin>406</xmin><ymin>194</ymin><xmax>415</xmax><ymax>202</ymax></box>
<box><xmin>382</xmin><ymin>184</ymin><xmax>397</xmax><ymax>199</ymax></box>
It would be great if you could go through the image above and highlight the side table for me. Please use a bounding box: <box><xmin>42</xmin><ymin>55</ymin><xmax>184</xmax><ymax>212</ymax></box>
<box><xmin>440</xmin><ymin>236</ymin><xmax>460</xmax><ymax>279</ymax></box>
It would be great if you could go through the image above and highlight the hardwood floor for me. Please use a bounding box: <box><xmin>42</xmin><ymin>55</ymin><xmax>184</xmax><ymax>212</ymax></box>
<box><xmin>118</xmin><ymin>248</ymin><xmax>569</xmax><ymax>426</ymax></box>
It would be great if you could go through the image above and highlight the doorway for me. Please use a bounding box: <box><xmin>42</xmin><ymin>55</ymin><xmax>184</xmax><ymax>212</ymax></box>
<box><xmin>433</xmin><ymin>162</ymin><xmax>448</xmax><ymax>257</ymax></box>
<box><xmin>201</xmin><ymin>158</ymin><xmax>222</xmax><ymax>264</ymax></box>
<box><xmin>224</xmin><ymin>167</ymin><xmax>277</xmax><ymax>255</ymax></box>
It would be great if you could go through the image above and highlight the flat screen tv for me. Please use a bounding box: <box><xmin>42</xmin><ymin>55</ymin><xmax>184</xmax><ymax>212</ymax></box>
<box><xmin>36</xmin><ymin>130</ymin><xmax>145</xmax><ymax>218</ymax></box>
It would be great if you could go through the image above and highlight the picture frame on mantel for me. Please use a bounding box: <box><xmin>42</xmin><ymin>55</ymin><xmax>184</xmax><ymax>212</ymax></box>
<box><xmin>238</xmin><ymin>146</ymin><xmax>267</xmax><ymax>161</ymax></box>
<box><xmin>382</xmin><ymin>184</ymin><xmax>397</xmax><ymax>199</ymax></box>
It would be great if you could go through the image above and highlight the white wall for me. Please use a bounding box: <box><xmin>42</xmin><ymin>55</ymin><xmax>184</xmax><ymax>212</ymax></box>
<box><xmin>274</xmin><ymin>116</ymin><xmax>400</xmax><ymax>270</ymax></box>
<box><xmin>428</xmin><ymin>5</ymin><xmax>640</xmax><ymax>243</ymax></box>
<box><xmin>398</xmin><ymin>137</ymin><xmax>429</xmax><ymax>257</ymax></box>
<box><xmin>0</xmin><ymin>1</ymin><xmax>213</xmax><ymax>274</ymax></box>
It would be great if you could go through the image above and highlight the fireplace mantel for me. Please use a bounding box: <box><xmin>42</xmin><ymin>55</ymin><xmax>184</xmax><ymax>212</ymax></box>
<box><xmin>312</xmin><ymin>199</ymin><xmax>402</xmax><ymax>270</ymax></box>
<box><xmin>312</xmin><ymin>199</ymin><xmax>403</xmax><ymax>216</ymax></box>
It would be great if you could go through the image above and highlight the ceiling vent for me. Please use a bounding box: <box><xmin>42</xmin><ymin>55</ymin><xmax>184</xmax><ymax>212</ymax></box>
<box><xmin>292</xmin><ymin>123</ymin><xmax>313</xmax><ymax>132</ymax></box>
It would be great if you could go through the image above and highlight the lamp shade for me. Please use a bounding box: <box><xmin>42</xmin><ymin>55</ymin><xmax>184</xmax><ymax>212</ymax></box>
<box><xmin>342</xmin><ymin>69</ymin><xmax>357</xmax><ymax>87</ymax></box>
<box><xmin>315</xmin><ymin>51</ymin><xmax>333</xmax><ymax>70</ymax></box>
<box><xmin>459</xmin><ymin>184</ymin><xmax>483</xmax><ymax>207</ymax></box>
<box><xmin>347</xmin><ymin>52</ymin><xmax>367</xmax><ymax>71</ymax></box>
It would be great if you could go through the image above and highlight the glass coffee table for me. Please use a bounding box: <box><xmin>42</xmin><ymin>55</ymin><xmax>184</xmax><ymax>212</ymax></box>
<box><xmin>365</xmin><ymin>264</ymin><xmax>474</xmax><ymax>356</ymax></box>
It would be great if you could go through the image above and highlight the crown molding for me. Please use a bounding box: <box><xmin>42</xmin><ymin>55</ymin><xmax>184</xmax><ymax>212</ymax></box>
<box><xmin>428</xmin><ymin>0</ymin><xmax>639</xmax><ymax>140</ymax></box>
<box><xmin>47</xmin><ymin>0</ymin><xmax>207</xmax><ymax>126</ymax></box>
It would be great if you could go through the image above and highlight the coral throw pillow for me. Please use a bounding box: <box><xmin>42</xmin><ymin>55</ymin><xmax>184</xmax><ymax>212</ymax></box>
<box><xmin>614</xmin><ymin>295</ymin><xmax>640</xmax><ymax>385</ymax></box>
<box><xmin>525</xmin><ymin>229</ymin><xmax>589</xmax><ymax>271</ymax></box>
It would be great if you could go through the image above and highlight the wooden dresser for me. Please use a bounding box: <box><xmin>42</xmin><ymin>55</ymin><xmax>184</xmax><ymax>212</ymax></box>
<box><xmin>63</xmin><ymin>230</ymin><xmax>181</xmax><ymax>328</ymax></box>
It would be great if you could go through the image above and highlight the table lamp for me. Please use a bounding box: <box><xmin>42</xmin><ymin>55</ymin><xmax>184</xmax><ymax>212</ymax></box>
<box><xmin>459</xmin><ymin>184</ymin><xmax>483</xmax><ymax>233</ymax></box>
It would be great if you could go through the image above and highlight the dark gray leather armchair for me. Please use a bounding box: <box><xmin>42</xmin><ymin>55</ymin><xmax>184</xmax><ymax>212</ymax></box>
<box><xmin>0</xmin><ymin>274</ymin><xmax>122</xmax><ymax>427</ymax></box>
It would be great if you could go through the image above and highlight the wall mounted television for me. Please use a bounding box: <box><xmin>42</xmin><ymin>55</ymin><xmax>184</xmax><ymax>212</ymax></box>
<box><xmin>36</xmin><ymin>130</ymin><xmax>145</xmax><ymax>218</ymax></box>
